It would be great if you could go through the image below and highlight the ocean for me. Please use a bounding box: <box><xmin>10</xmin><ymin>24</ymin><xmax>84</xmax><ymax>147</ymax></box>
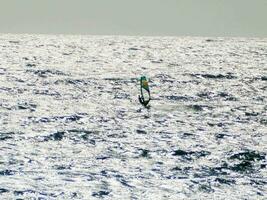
<box><xmin>0</xmin><ymin>34</ymin><xmax>266</xmax><ymax>199</ymax></box>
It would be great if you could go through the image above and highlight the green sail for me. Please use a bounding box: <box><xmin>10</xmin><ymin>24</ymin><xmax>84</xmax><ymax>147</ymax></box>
<box><xmin>139</xmin><ymin>76</ymin><xmax>151</xmax><ymax>107</ymax></box>
<box><xmin>140</xmin><ymin>76</ymin><xmax>150</xmax><ymax>92</ymax></box>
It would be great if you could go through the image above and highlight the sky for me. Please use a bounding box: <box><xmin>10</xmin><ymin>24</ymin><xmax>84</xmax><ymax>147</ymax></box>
<box><xmin>0</xmin><ymin>0</ymin><xmax>266</xmax><ymax>37</ymax></box>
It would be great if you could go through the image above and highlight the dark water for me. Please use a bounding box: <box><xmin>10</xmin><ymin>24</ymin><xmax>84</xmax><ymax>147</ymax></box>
<box><xmin>0</xmin><ymin>34</ymin><xmax>266</xmax><ymax>199</ymax></box>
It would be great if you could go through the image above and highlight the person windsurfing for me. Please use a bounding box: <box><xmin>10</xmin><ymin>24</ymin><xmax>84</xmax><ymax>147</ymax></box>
<box><xmin>138</xmin><ymin>76</ymin><xmax>151</xmax><ymax>108</ymax></box>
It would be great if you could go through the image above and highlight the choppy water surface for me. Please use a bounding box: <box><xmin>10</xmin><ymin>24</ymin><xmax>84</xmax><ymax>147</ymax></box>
<box><xmin>0</xmin><ymin>34</ymin><xmax>266</xmax><ymax>199</ymax></box>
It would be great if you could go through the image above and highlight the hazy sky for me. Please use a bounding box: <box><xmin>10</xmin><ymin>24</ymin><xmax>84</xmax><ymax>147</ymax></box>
<box><xmin>0</xmin><ymin>0</ymin><xmax>266</xmax><ymax>37</ymax></box>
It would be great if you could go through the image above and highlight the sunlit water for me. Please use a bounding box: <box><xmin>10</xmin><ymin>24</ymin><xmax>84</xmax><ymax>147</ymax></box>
<box><xmin>0</xmin><ymin>34</ymin><xmax>266</xmax><ymax>199</ymax></box>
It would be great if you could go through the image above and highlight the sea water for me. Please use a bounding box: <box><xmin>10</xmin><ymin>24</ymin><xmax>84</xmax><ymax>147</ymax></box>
<box><xmin>0</xmin><ymin>34</ymin><xmax>266</xmax><ymax>199</ymax></box>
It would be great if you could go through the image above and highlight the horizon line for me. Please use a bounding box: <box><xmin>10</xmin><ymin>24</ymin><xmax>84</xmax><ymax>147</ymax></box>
<box><xmin>0</xmin><ymin>32</ymin><xmax>266</xmax><ymax>40</ymax></box>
